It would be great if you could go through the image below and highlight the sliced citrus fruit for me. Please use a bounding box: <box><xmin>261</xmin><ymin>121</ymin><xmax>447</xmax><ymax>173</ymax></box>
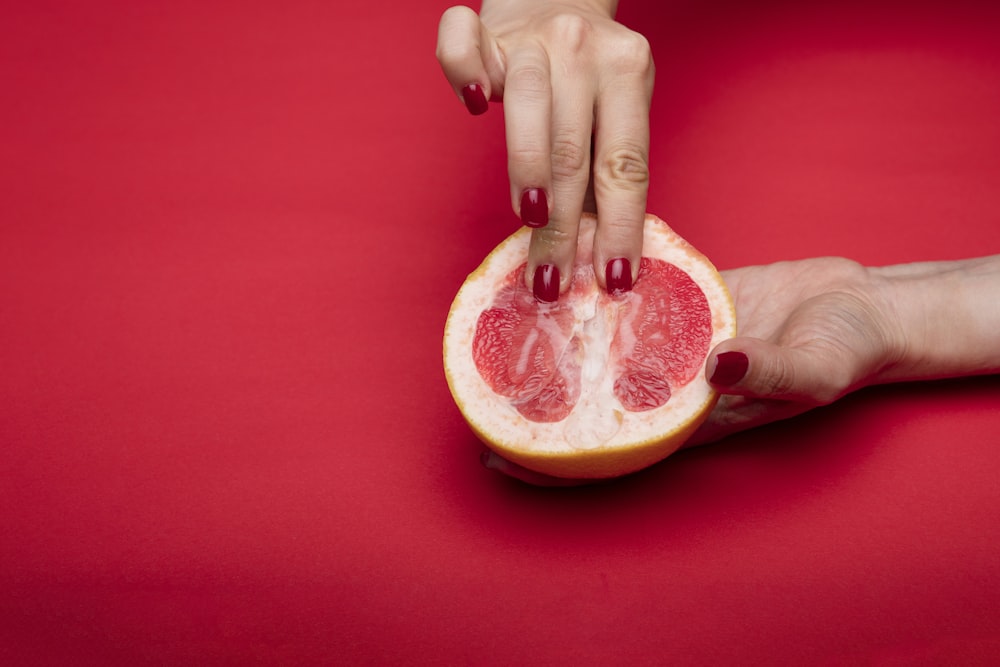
<box><xmin>443</xmin><ymin>213</ymin><xmax>736</xmax><ymax>480</ymax></box>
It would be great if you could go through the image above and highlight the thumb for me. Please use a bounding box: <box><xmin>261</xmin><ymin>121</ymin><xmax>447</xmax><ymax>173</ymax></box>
<box><xmin>705</xmin><ymin>337</ymin><xmax>848</xmax><ymax>405</ymax></box>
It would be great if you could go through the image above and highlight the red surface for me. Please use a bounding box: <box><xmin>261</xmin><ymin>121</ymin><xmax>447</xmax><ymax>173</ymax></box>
<box><xmin>2</xmin><ymin>1</ymin><xmax>999</xmax><ymax>664</ymax></box>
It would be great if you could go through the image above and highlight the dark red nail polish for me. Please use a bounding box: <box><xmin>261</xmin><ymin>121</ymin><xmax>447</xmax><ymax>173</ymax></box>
<box><xmin>520</xmin><ymin>188</ymin><xmax>548</xmax><ymax>228</ymax></box>
<box><xmin>480</xmin><ymin>450</ymin><xmax>495</xmax><ymax>469</ymax></box>
<box><xmin>533</xmin><ymin>264</ymin><xmax>559</xmax><ymax>303</ymax></box>
<box><xmin>710</xmin><ymin>351</ymin><xmax>749</xmax><ymax>386</ymax></box>
<box><xmin>606</xmin><ymin>257</ymin><xmax>633</xmax><ymax>294</ymax></box>
<box><xmin>461</xmin><ymin>83</ymin><xmax>488</xmax><ymax>115</ymax></box>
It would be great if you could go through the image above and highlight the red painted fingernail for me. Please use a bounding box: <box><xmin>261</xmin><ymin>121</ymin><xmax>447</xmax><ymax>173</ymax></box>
<box><xmin>520</xmin><ymin>188</ymin><xmax>548</xmax><ymax>228</ymax></box>
<box><xmin>480</xmin><ymin>450</ymin><xmax>496</xmax><ymax>469</ymax></box>
<box><xmin>533</xmin><ymin>264</ymin><xmax>560</xmax><ymax>303</ymax></box>
<box><xmin>710</xmin><ymin>351</ymin><xmax>749</xmax><ymax>386</ymax></box>
<box><xmin>605</xmin><ymin>257</ymin><xmax>633</xmax><ymax>294</ymax></box>
<box><xmin>461</xmin><ymin>83</ymin><xmax>488</xmax><ymax>115</ymax></box>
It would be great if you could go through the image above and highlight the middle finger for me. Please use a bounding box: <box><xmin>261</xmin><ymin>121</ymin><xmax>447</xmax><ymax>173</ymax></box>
<box><xmin>525</xmin><ymin>66</ymin><xmax>596</xmax><ymax>297</ymax></box>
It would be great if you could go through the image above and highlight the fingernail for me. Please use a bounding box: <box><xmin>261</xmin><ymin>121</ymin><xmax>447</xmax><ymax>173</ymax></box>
<box><xmin>710</xmin><ymin>351</ymin><xmax>749</xmax><ymax>386</ymax></box>
<box><xmin>533</xmin><ymin>264</ymin><xmax>560</xmax><ymax>303</ymax></box>
<box><xmin>520</xmin><ymin>188</ymin><xmax>548</xmax><ymax>228</ymax></box>
<box><xmin>605</xmin><ymin>257</ymin><xmax>633</xmax><ymax>294</ymax></box>
<box><xmin>480</xmin><ymin>450</ymin><xmax>497</xmax><ymax>470</ymax></box>
<box><xmin>461</xmin><ymin>83</ymin><xmax>488</xmax><ymax>115</ymax></box>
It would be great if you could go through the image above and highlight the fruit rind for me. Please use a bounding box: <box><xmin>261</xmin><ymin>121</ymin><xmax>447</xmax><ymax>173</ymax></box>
<box><xmin>443</xmin><ymin>213</ymin><xmax>736</xmax><ymax>479</ymax></box>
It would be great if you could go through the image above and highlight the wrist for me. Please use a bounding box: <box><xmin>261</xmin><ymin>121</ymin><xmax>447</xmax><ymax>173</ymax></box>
<box><xmin>869</xmin><ymin>257</ymin><xmax>1000</xmax><ymax>383</ymax></box>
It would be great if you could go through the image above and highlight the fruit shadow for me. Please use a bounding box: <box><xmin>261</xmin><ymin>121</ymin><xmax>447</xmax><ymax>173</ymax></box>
<box><xmin>458</xmin><ymin>377</ymin><xmax>995</xmax><ymax>551</ymax></box>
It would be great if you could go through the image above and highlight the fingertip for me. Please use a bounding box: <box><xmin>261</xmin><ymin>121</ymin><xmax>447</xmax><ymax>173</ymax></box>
<box><xmin>439</xmin><ymin>4</ymin><xmax>477</xmax><ymax>22</ymax></box>
<box><xmin>437</xmin><ymin>4</ymin><xmax>480</xmax><ymax>46</ymax></box>
<box><xmin>605</xmin><ymin>257</ymin><xmax>633</xmax><ymax>294</ymax></box>
<box><xmin>519</xmin><ymin>187</ymin><xmax>549</xmax><ymax>228</ymax></box>
<box><xmin>480</xmin><ymin>449</ymin><xmax>501</xmax><ymax>471</ymax></box>
<box><xmin>524</xmin><ymin>210</ymin><xmax>581</xmax><ymax>301</ymax></box>
<box><xmin>708</xmin><ymin>350</ymin><xmax>750</xmax><ymax>387</ymax></box>
<box><xmin>531</xmin><ymin>263</ymin><xmax>560</xmax><ymax>303</ymax></box>
<box><xmin>592</xmin><ymin>211</ymin><xmax>644</xmax><ymax>292</ymax></box>
<box><xmin>707</xmin><ymin>339</ymin><xmax>809</xmax><ymax>402</ymax></box>
<box><xmin>461</xmin><ymin>82</ymin><xmax>489</xmax><ymax>115</ymax></box>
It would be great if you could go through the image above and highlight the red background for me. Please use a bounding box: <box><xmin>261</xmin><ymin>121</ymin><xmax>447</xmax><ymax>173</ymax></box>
<box><xmin>3</xmin><ymin>0</ymin><xmax>999</xmax><ymax>664</ymax></box>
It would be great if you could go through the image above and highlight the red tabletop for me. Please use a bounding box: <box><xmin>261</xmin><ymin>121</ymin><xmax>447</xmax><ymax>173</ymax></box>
<box><xmin>3</xmin><ymin>1</ymin><xmax>999</xmax><ymax>664</ymax></box>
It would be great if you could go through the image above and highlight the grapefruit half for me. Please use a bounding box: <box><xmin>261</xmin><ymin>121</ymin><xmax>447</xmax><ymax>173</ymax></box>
<box><xmin>443</xmin><ymin>213</ymin><xmax>736</xmax><ymax>480</ymax></box>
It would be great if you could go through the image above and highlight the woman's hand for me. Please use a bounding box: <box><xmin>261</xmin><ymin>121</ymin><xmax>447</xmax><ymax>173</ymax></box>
<box><xmin>695</xmin><ymin>254</ymin><xmax>1000</xmax><ymax>444</ymax></box>
<box><xmin>688</xmin><ymin>258</ymin><xmax>904</xmax><ymax>445</ymax></box>
<box><xmin>436</xmin><ymin>1</ymin><xmax>654</xmax><ymax>301</ymax></box>
<box><xmin>478</xmin><ymin>254</ymin><xmax>1000</xmax><ymax>484</ymax></box>
<box><xmin>481</xmin><ymin>257</ymin><xmax>902</xmax><ymax>484</ymax></box>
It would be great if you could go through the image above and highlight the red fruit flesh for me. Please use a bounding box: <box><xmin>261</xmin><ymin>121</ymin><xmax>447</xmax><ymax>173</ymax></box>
<box><xmin>471</xmin><ymin>263</ymin><xmax>581</xmax><ymax>422</ymax></box>
<box><xmin>472</xmin><ymin>258</ymin><xmax>712</xmax><ymax>423</ymax></box>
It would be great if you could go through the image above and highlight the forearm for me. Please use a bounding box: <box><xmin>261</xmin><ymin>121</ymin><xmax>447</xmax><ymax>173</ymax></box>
<box><xmin>873</xmin><ymin>255</ymin><xmax>1000</xmax><ymax>383</ymax></box>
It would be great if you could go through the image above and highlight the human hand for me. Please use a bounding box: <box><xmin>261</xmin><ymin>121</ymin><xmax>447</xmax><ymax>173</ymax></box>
<box><xmin>436</xmin><ymin>1</ymin><xmax>655</xmax><ymax>301</ymax></box>
<box><xmin>687</xmin><ymin>257</ymin><xmax>902</xmax><ymax>445</ymax></box>
<box><xmin>476</xmin><ymin>250</ymin><xmax>1000</xmax><ymax>484</ymax></box>
<box><xmin>479</xmin><ymin>256</ymin><xmax>905</xmax><ymax>484</ymax></box>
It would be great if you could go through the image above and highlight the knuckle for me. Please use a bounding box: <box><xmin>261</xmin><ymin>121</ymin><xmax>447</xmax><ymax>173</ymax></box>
<box><xmin>767</xmin><ymin>343</ymin><xmax>850</xmax><ymax>406</ymax></box>
<box><xmin>808</xmin><ymin>360</ymin><xmax>851</xmax><ymax>406</ymax></box>
<box><xmin>441</xmin><ymin>4</ymin><xmax>475</xmax><ymax>22</ymax></box>
<box><xmin>758</xmin><ymin>356</ymin><xmax>797</xmax><ymax>398</ymax></box>
<box><xmin>508</xmin><ymin>144</ymin><xmax>549</xmax><ymax>169</ymax></box>
<box><xmin>550</xmin><ymin>136</ymin><xmax>589</xmax><ymax>179</ymax></box>
<box><xmin>436</xmin><ymin>6</ymin><xmax>479</xmax><ymax>65</ymax></box>
<box><xmin>537</xmin><ymin>224</ymin><xmax>575</xmax><ymax>243</ymax></box>
<box><xmin>531</xmin><ymin>228</ymin><xmax>577</xmax><ymax>262</ymax></box>
<box><xmin>609</xmin><ymin>31</ymin><xmax>654</xmax><ymax>76</ymax></box>
<box><xmin>507</xmin><ymin>65</ymin><xmax>549</xmax><ymax>95</ymax></box>
<box><xmin>531</xmin><ymin>224</ymin><xmax>576</xmax><ymax>256</ymax></box>
<box><xmin>596</xmin><ymin>214</ymin><xmax>638</xmax><ymax>240</ymax></box>
<box><xmin>548</xmin><ymin>13</ymin><xmax>594</xmax><ymax>54</ymax></box>
<box><xmin>599</xmin><ymin>144</ymin><xmax>650</xmax><ymax>189</ymax></box>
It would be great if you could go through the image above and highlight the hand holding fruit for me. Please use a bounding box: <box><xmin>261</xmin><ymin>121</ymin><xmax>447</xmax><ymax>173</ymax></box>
<box><xmin>689</xmin><ymin>258</ymin><xmax>910</xmax><ymax>446</ymax></box>
<box><xmin>436</xmin><ymin>0</ymin><xmax>655</xmax><ymax>299</ymax></box>
<box><xmin>481</xmin><ymin>254</ymin><xmax>1000</xmax><ymax>484</ymax></box>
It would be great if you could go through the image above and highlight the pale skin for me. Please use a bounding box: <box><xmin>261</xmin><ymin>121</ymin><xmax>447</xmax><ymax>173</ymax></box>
<box><xmin>436</xmin><ymin>2</ymin><xmax>1000</xmax><ymax>484</ymax></box>
<box><xmin>436</xmin><ymin>0</ymin><xmax>652</xmax><ymax>294</ymax></box>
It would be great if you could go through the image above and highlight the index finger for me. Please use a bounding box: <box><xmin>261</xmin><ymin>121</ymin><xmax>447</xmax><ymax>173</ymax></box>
<box><xmin>503</xmin><ymin>42</ymin><xmax>554</xmax><ymax>228</ymax></box>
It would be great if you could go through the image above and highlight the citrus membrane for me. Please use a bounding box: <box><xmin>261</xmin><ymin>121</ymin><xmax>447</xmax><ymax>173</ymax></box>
<box><xmin>444</xmin><ymin>213</ymin><xmax>736</xmax><ymax>479</ymax></box>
